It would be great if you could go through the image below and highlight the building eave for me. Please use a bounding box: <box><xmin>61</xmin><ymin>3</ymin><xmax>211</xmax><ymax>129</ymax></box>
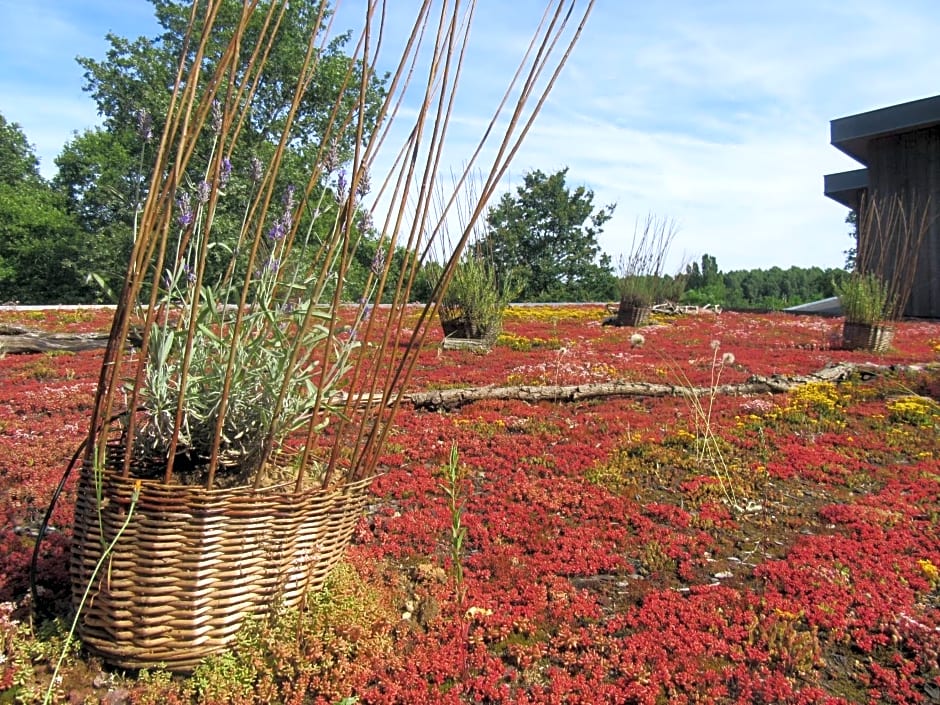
<box><xmin>823</xmin><ymin>168</ymin><xmax>868</xmax><ymax>210</ymax></box>
<box><xmin>830</xmin><ymin>94</ymin><xmax>940</xmax><ymax>165</ymax></box>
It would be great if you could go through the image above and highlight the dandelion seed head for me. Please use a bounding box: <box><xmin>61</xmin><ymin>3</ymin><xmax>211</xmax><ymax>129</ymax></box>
<box><xmin>630</xmin><ymin>333</ymin><xmax>645</xmax><ymax>348</ymax></box>
<box><xmin>721</xmin><ymin>352</ymin><xmax>735</xmax><ymax>365</ymax></box>
<box><xmin>710</xmin><ymin>339</ymin><xmax>721</xmax><ymax>351</ymax></box>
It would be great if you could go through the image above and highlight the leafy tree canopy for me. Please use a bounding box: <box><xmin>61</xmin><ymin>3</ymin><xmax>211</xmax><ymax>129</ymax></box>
<box><xmin>683</xmin><ymin>253</ymin><xmax>847</xmax><ymax>310</ymax></box>
<box><xmin>0</xmin><ymin>114</ymin><xmax>41</xmax><ymax>186</ymax></box>
<box><xmin>0</xmin><ymin>114</ymin><xmax>91</xmax><ymax>303</ymax></box>
<box><xmin>483</xmin><ymin>167</ymin><xmax>616</xmax><ymax>302</ymax></box>
<box><xmin>54</xmin><ymin>0</ymin><xmax>386</xmax><ymax>299</ymax></box>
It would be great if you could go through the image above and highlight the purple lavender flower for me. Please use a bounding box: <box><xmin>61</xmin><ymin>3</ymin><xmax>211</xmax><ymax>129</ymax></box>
<box><xmin>249</xmin><ymin>156</ymin><xmax>264</xmax><ymax>183</ymax></box>
<box><xmin>135</xmin><ymin>109</ymin><xmax>153</xmax><ymax>142</ymax></box>
<box><xmin>370</xmin><ymin>248</ymin><xmax>386</xmax><ymax>276</ymax></box>
<box><xmin>211</xmin><ymin>100</ymin><xmax>223</xmax><ymax>134</ymax></box>
<box><xmin>196</xmin><ymin>180</ymin><xmax>212</xmax><ymax>204</ymax></box>
<box><xmin>277</xmin><ymin>185</ymin><xmax>296</xmax><ymax>233</ymax></box>
<box><xmin>255</xmin><ymin>257</ymin><xmax>280</xmax><ymax>279</ymax></box>
<box><xmin>282</xmin><ymin>184</ymin><xmax>296</xmax><ymax>211</ymax></box>
<box><xmin>267</xmin><ymin>221</ymin><xmax>287</xmax><ymax>242</ymax></box>
<box><xmin>356</xmin><ymin>208</ymin><xmax>374</xmax><ymax>233</ymax></box>
<box><xmin>323</xmin><ymin>139</ymin><xmax>340</xmax><ymax>174</ymax></box>
<box><xmin>355</xmin><ymin>169</ymin><xmax>371</xmax><ymax>199</ymax></box>
<box><xmin>335</xmin><ymin>169</ymin><xmax>347</xmax><ymax>203</ymax></box>
<box><xmin>219</xmin><ymin>157</ymin><xmax>232</xmax><ymax>188</ymax></box>
<box><xmin>182</xmin><ymin>262</ymin><xmax>196</xmax><ymax>285</ymax></box>
<box><xmin>176</xmin><ymin>191</ymin><xmax>193</xmax><ymax>227</ymax></box>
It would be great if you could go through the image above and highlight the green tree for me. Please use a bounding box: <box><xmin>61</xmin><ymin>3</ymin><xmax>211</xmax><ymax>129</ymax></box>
<box><xmin>844</xmin><ymin>210</ymin><xmax>858</xmax><ymax>270</ymax></box>
<box><xmin>482</xmin><ymin>168</ymin><xmax>615</xmax><ymax>302</ymax></box>
<box><xmin>54</xmin><ymin>0</ymin><xmax>386</xmax><ymax>299</ymax></box>
<box><xmin>682</xmin><ymin>252</ymin><xmax>849</xmax><ymax>309</ymax></box>
<box><xmin>0</xmin><ymin>115</ymin><xmax>41</xmax><ymax>186</ymax></box>
<box><xmin>0</xmin><ymin>115</ymin><xmax>90</xmax><ymax>303</ymax></box>
<box><xmin>683</xmin><ymin>253</ymin><xmax>725</xmax><ymax>304</ymax></box>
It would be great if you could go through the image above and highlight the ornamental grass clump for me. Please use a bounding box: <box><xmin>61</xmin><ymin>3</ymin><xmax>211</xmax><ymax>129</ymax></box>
<box><xmin>84</xmin><ymin>0</ymin><xmax>598</xmax><ymax>491</ymax></box>
<box><xmin>430</xmin><ymin>173</ymin><xmax>519</xmax><ymax>343</ymax></box>
<box><xmin>437</xmin><ymin>248</ymin><xmax>515</xmax><ymax>341</ymax></box>
<box><xmin>835</xmin><ymin>272</ymin><xmax>893</xmax><ymax>326</ymax></box>
<box><xmin>616</xmin><ymin>213</ymin><xmax>678</xmax><ymax>310</ymax></box>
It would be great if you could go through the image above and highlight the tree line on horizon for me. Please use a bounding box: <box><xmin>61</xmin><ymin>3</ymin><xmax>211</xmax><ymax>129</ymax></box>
<box><xmin>0</xmin><ymin>0</ymin><xmax>850</xmax><ymax>311</ymax></box>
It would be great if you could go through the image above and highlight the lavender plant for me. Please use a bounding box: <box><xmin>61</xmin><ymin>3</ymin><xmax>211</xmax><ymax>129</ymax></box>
<box><xmin>84</xmin><ymin>0</ymin><xmax>598</xmax><ymax>491</ymax></box>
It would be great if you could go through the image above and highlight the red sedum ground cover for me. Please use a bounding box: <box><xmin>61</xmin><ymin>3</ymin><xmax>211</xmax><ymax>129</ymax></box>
<box><xmin>1</xmin><ymin>305</ymin><xmax>939</xmax><ymax>704</ymax></box>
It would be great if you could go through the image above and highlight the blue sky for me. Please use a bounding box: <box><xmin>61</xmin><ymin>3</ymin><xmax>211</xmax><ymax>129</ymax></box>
<box><xmin>1</xmin><ymin>1</ymin><xmax>939</xmax><ymax>272</ymax></box>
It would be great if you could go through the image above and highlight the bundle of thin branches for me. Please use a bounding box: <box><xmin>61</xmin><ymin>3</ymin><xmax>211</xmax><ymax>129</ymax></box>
<box><xmin>855</xmin><ymin>190</ymin><xmax>933</xmax><ymax>321</ymax></box>
<box><xmin>616</xmin><ymin>213</ymin><xmax>678</xmax><ymax>306</ymax></box>
<box><xmin>85</xmin><ymin>0</ymin><xmax>597</xmax><ymax>491</ymax></box>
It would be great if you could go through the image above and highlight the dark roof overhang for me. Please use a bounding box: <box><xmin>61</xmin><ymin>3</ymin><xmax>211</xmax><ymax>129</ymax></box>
<box><xmin>830</xmin><ymin>94</ymin><xmax>940</xmax><ymax>165</ymax></box>
<box><xmin>823</xmin><ymin>168</ymin><xmax>868</xmax><ymax>210</ymax></box>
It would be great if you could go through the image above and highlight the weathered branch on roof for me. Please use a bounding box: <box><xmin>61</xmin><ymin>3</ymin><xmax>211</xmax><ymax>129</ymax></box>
<box><xmin>0</xmin><ymin>325</ymin><xmax>112</xmax><ymax>354</ymax></box>
<box><xmin>402</xmin><ymin>362</ymin><xmax>909</xmax><ymax>411</ymax></box>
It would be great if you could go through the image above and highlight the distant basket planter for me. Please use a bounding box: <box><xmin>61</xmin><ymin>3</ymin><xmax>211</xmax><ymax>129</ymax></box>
<box><xmin>70</xmin><ymin>452</ymin><xmax>372</xmax><ymax>672</ymax></box>
<box><xmin>841</xmin><ymin>321</ymin><xmax>895</xmax><ymax>353</ymax></box>
<box><xmin>440</xmin><ymin>316</ymin><xmax>499</xmax><ymax>343</ymax></box>
<box><xmin>611</xmin><ymin>301</ymin><xmax>651</xmax><ymax>327</ymax></box>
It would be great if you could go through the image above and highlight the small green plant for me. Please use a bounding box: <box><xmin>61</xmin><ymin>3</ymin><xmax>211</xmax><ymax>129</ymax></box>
<box><xmin>190</xmin><ymin>650</ymin><xmax>256</xmax><ymax>702</ymax></box>
<box><xmin>835</xmin><ymin>272</ymin><xmax>894</xmax><ymax>325</ymax></box>
<box><xmin>2</xmin><ymin>614</ymin><xmax>70</xmax><ymax>704</ymax></box>
<box><xmin>440</xmin><ymin>442</ymin><xmax>468</xmax><ymax>599</ymax></box>
<box><xmin>888</xmin><ymin>394</ymin><xmax>940</xmax><ymax>427</ymax></box>
<box><xmin>431</xmin><ymin>173</ymin><xmax>519</xmax><ymax>342</ymax></box>
<box><xmin>436</xmin><ymin>247</ymin><xmax>517</xmax><ymax>341</ymax></box>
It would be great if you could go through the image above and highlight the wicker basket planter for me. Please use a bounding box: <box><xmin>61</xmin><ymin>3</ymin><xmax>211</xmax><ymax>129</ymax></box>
<box><xmin>70</xmin><ymin>459</ymin><xmax>372</xmax><ymax>671</ymax></box>
<box><xmin>841</xmin><ymin>321</ymin><xmax>895</xmax><ymax>353</ymax></box>
<box><xmin>440</xmin><ymin>317</ymin><xmax>497</xmax><ymax>341</ymax></box>
<box><xmin>614</xmin><ymin>301</ymin><xmax>651</xmax><ymax>327</ymax></box>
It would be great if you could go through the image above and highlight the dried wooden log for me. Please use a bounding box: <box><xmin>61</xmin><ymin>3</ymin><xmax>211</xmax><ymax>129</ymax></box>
<box><xmin>404</xmin><ymin>362</ymin><xmax>897</xmax><ymax>411</ymax></box>
<box><xmin>0</xmin><ymin>325</ymin><xmax>146</xmax><ymax>354</ymax></box>
<box><xmin>0</xmin><ymin>329</ymin><xmax>112</xmax><ymax>354</ymax></box>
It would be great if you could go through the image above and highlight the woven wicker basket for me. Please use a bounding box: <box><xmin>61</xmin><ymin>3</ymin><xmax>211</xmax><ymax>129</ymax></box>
<box><xmin>440</xmin><ymin>316</ymin><xmax>497</xmax><ymax>342</ymax></box>
<box><xmin>70</xmin><ymin>459</ymin><xmax>372</xmax><ymax>671</ymax></box>
<box><xmin>841</xmin><ymin>322</ymin><xmax>895</xmax><ymax>353</ymax></box>
<box><xmin>614</xmin><ymin>302</ymin><xmax>651</xmax><ymax>327</ymax></box>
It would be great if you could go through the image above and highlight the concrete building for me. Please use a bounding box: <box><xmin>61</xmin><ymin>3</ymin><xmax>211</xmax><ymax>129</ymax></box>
<box><xmin>824</xmin><ymin>94</ymin><xmax>940</xmax><ymax>319</ymax></box>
